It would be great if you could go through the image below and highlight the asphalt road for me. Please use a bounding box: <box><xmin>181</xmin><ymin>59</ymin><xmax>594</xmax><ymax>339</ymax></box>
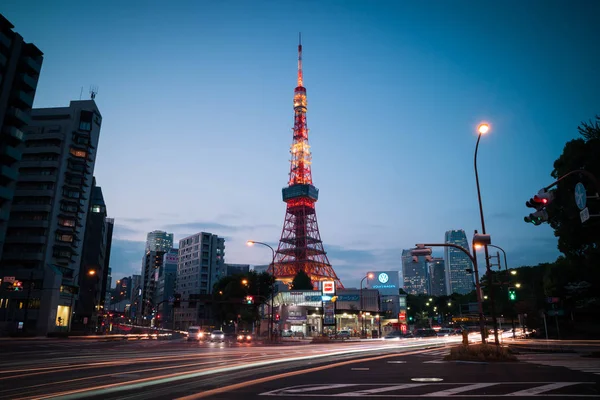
<box><xmin>1</xmin><ymin>337</ymin><xmax>598</xmax><ymax>399</ymax></box>
<box><xmin>0</xmin><ymin>336</ymin><xmax>462</xmax><ymax>399</ymax></box>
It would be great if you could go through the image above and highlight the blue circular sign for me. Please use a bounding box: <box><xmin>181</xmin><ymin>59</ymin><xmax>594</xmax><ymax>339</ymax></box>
<box><xmin>575</xmin><ymin>182</ymin><xmax>587</xmax><ymax>210</ymax></box>
<box><xmin>378</xmin><ymin>273</ymin><xmax>389</xmax><ymax>284</ymax></box>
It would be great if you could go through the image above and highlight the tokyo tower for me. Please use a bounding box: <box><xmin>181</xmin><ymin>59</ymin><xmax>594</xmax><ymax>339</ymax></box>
<box><xmin>272</xmin><ymin>35</ymin><xmax>342</xmax><ymax>288</ymax></box>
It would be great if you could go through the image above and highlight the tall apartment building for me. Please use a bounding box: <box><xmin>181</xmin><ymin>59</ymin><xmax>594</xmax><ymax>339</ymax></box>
<box><xmin>113</xmin><ymin>276</ymin><xmax>131</xmax><ymax>304</ymax></box>
<box><xmin>145</xmin><ymin>230</ymin><xmax>173</xmax><ymax>252</ymax></box>
<box><xmin>427</xmin><ymin>258</ymin><xmax>446</xmax><ymax>297</ymax></box>
<box><xmin>444</xmin><ymin>229</ymin><xmax>474</xmax><ymax>295</ymax></box>
<box><xmin>175</xmin><ymin>232</ymin><xmax>225</xmax><ymax>330</ymax></box>
<box><xmin>401</xmin><ymin>249</ymin><xmax>428</xmax><ymax>295</ymax></box>
<box><xmin>139</xmin><ymin>249</ymin><xmax>166</xmax><ymax>325</ymax></box>
<box><xmin>156</xmin><ymin>248</ymin><xmax>178</xmax><ymax>328</ymax></box>
<box><xmin>74</xmin><ymin>179</ymin><xmax>113</xmax><ymax>332</ymax></box>
<box><xmin>0</xmin><ymin>14</ymin><xmax>43</xmax><ymax>261</ymax></box>
<box><xmin>225</xmin><ymin>263</ymin><xmax>250</xmax><ymax>276</ymax></box>
<box><xmin>129</xmin><ymin>274</ymin><xmax>141</xmax><ymax>321</ymax></box>
<box><xmin>0</xmin><ymin>99</ymin><xmax>102</xmax><ymax>335</ymax></box>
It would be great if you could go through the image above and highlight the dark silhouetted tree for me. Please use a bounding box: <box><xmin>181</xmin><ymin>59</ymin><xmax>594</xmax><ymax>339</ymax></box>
<box><xmin>291</xmin><ymin>270</ymin><xmax>313</xmax><ymax>290</ymax></box>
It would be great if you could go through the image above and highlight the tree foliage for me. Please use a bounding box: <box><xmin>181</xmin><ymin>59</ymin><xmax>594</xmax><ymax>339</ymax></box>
<box><xmin>291</xmin><ymin>270</ymin><xmax>313</xmax><ymax>290</ymax></box>
<box><xmin>548</xmin><ymin>115</ymin><xmax>600</xmax><ymax>262</ymax></box>
<box><xmin>211</xmin><ymin>271</ymin><xmax>274</xmax><ymax>327</ymax></box>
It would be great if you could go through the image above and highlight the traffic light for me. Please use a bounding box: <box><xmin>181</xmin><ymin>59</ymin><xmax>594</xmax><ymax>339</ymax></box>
<box><xmin>508</xmin><ymin>287</ymin><xmax>517</xmax><ymax>301</ymax></box>
<box><xmin>524</xmin><ymin>189</ymin><xmax>554</xmax><ymax>225</ymax></box>
<box><xmin>275</xmin><ymin>313</ymin><xmax>280</xmax><ymax>322</ymax></box>
<box><xmin>245</xmin><ymin>296</ymin><xmax>254</xmax><ymax>304</ymax></box>
<box><xmin>12</xmin><ymin>281</ymin><xmax>23</xmax><ymax>291</ymax></box>
<box><xmin>408</xmin><ymin>316</ymin><xmax>414</xmax><ymax>321</ymax></box>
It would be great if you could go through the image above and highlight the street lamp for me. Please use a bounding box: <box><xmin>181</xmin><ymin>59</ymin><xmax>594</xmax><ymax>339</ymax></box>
<box><xmin>473</xmin><ymin>121</ymin><xmax>500</xmax><ymax>346</ymax></box>
<box><xmin>247</xmin><ymin>240</ymin><xmax>276</xmax><ymax>342</ymax></box>
<box><xmin>360</xmin><ymin>273</ymin><xmax>374</xmax><ymax>338</ymax></box>
<box><xmin>510</xmin><ymin>270</ymin><xmax>517</xmax><ymax>276</ymax></box>
<box><xmin>486</xmin><ymin>243</ymin><xmax>517</xmax><ymax>339</ymax></box>
<box><xmin>241</xmin><ymin>279</ymin><xmax>248</xmax><ymax>286</ymax></box>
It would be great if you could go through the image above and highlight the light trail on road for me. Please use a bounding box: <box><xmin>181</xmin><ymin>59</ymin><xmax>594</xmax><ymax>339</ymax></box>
<box><xmin>0</xmin><ymin>337</ymin><xmax>461</xmax><ymax>400</ymax></box>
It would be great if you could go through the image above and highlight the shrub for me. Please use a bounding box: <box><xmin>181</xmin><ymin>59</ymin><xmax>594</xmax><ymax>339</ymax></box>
<box><xmin>444</xmin><ymin>344</ymin><xmax>517</xmax><ymax>362</ymax></box>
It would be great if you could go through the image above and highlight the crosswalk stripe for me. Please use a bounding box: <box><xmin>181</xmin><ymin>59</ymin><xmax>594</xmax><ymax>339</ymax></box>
<box><xmin>284</xmin><ymin>384</ymin><xmax>357</xmax><ymax>393</ymax></box>
<box><xmin>507</xmin><ymin>382</ymin><xmax>583</xmax><ymax>396</ymax></box>
<box><xmin>422</xmin><ymin>383</ymin><xmax>498</xmax><ymax>396</ymax></box>
<box><xmin>334</xmin><ymin>383</ymin><xmax>428</xmax><ymax>396</ymax></box>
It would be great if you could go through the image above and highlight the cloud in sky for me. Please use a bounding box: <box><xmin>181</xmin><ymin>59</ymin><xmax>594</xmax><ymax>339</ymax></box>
<box><xmin>109</xmin><ymin>239</ymin><xmax>145</xmax><ymax>280</ymax></box>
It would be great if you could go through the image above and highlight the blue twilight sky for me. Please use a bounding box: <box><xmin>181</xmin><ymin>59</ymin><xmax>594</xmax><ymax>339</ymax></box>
<box><xmin>3</xmin><ymin>0</ymin><xmax>600</xmax><ymax>287</ymax></box>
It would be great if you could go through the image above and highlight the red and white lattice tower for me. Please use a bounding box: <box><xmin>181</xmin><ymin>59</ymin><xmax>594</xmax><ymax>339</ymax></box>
<box><xmin>272</xmin><ymin>35</ymin><xmax>342</xmax><ymax>288</ymax></box>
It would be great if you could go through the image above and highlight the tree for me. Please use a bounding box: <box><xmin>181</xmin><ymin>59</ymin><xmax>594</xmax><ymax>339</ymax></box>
<box><xmin>548</xmin><ymin>115</ymin><xmax>600</xmax><ymax>262</ymax></box>
<box><xmin>291</xmin><ymin>270</ymin><xmax>313</xmax><ymax>290</ymax></box>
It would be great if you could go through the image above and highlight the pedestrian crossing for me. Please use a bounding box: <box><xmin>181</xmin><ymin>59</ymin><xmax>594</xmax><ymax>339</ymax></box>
<box><xmin>415</xmin><ymin>348</ymin><xmax>449</xmax><ymax>358</ymax></box>
<box><xmin>260</xmin><ymin>382</ymin><xmax>598</xmax><ymax>397</ymax></box>
<box><xmin>519</xmin><ymin>354</ymin><xmax>600</xmax><ymax>376</ymax></box>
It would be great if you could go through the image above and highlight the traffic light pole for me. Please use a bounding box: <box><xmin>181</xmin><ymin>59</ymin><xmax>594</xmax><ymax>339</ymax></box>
<box><xmin>22</xmin><ymin>271</ymin><xmax>34</xmax><ymax>334</ymax></box>
<box><xmin>417</xmin><ymin>243</ymin><xmax>486</xmax><ymax>345</ymax></box>
<box><xmin>474</xmin><ymin>134</ymin><xmax>500</xmax><ymax>347</ymax></box>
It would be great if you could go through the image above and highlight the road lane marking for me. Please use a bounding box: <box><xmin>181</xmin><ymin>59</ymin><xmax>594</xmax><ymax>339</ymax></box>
<box><xmin>506</xmin><ymin>382</ymin><xmax>585</xmax><ymax>396</ymax></box>
<box><xmin>284</xmin><ymin>384</ymin><xmax>357</xmax><ymax>393</ymax></box>
<box><xmin>335</xmin><ymin>383</ymin><xmax>428</xmax><ymax>396</ymax></box>
<box><xmin>350</xmin><ymin>368</ymin><xmax>370</xmax><ymax>371</ymax></box>
<box><xmin>422</xmin><ymin>383</ymin><xmax>498</xmax><ymax>396</ymax></box>
<box><xmin>261</xmin><ymin>382</ymin><xmax>596</xmax><ymax>397</ymax></box>
<box><xmin>387</xmin><ymin>361</ymin><xmax>406</xmax><ymax>364</ymax></box>
<box><xmin>175</xmin><ymin>349</ymin><xmax>436</xmax><ymax>400</ymax></box>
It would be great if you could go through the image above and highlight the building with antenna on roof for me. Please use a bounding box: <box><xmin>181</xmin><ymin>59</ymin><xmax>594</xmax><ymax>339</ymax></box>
<box><xmin>0</xmin><ymin>99</ymin><xmax>103</xmax><ymax>335</ymax></box>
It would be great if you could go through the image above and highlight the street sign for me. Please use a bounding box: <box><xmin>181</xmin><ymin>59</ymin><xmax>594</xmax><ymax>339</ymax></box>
<box><xmin>3</xmin><ymin>276</ymin><xmax>15</xmax><ymax>283</ymax></box>
<box><xmin>547</xmin><ymin>309</ymin><xmax>564</xmax><ymax>317</ymax></box>
<box><xmin>546</xmin><ymin>297</ymin><xmax>560</xmax><ymax>304</ymax></box>
<box><xmin>575</xmin><ymin>182</ymin><xmax>587</xmax><ymax>210</ymax></box>
<box><xmin>322</xmin><ymin>281</ymin><xmax>335</xmax><ymax>295</ymax></box>
<box><xmin>580</xmin><ymin>207</ymin><xmax>590</xmax><ymax>223</ymax></box>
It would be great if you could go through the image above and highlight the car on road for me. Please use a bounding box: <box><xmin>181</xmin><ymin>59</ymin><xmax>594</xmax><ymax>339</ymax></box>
<box><xmin>337</xmin><ymin>330</ymin><xmax>351</xmax><ymax>339</ymax></box>
<box><xmin>436</xmin><ymin>328</ymin><xmax>455</xmax><ymax>337</ymax></box>
<box><xmin>187</xmin><ymin>326</ymin><xmax>207</xmax><ymax>341</ymax></box>
<box><xmin>414</xmin><ymin>328</ymin><xmax>437</xmax><ymax>338</ymax></box>
<box><xmin>210</xmin><ymin>330</ymin><xmax>226</xmax><ymax>342</ymax></box>
<box><xmin>384</xmin><ymin>331</ymin><xmax>413</xmax><ymax>340</ymax></box>
<box><xmin>237</xmin><ymin>332</ymin><xmax>253</xmax><ymax>343</ymax></box>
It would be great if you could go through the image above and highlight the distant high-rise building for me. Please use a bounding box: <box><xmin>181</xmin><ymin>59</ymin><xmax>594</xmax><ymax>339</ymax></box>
<box><xmin>104</xmin><ymin>267</ymin><xmax>112</xmax><ymax>308</ymax></box>
<box><xmin>0</xmin><ymin>99</ymin><xmax>102</xmax><ymax>335</ymax></box>
<box><xmin>139</xmin><ymin>249</ymin><xmax>166</xmax><ymax>325</ymax></box>
<box><xmin>444</xmin><ymin>229</ymin><xmax>474</xmax><ymax>295</ymax></box>
<box><xmin>175</xmin><ymin>232</ymin><xmax>225</xmax><ymax>330</ymax></box>
<box><xmin>225</xmin><ymin>263</ymin><xmax>250</xmax><ymax>276</ymax></box>
<box><xmin>253</xmin><ymin>265</ymin><xmax>269</xmax><ymax>274</ymax></box>
<box><xmin>75</xmin><ymin>178</ymin><xmax>113</xmax><ymax>331</ymax></box>
<box><xmin>145</xmin><ymin>230</ymin><xmax>173</xmax><ymax>252</ymax></box>
<box><xmin>156</xmin><ymin>248</ymin><xmax>178</xmax><ymax>328</ymax></box>
<box><xmin>401</xmin><ymin>249</ymin><xmax>428</xmax><ymax>295</ymax></box>
<box><xmin>113</xmin><ymin>276</ymin><xmax>131</xmax><ymax>304</ymax></box>
<box><xmin>130</xmin><ymin>274</ymin><xmax>141</xmax><ymax>320</ymax></box>
<box><xmin>428</xmin><ymin>258</ymin><xmax>446</xmax><ymax>297</ymax></box>
<box><xmin>0</xmin><ymin>14</ymin><xmax>44</xmax><ymax>261</ymax></box>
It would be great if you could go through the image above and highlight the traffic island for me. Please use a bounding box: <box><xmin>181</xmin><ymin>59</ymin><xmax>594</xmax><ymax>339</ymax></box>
<box><xmin>444</xmin><ymin>344</ymin><xmax>518</xmax><ymax>362</ymax></box>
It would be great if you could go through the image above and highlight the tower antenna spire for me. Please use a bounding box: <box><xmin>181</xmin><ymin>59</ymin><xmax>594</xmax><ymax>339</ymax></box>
<box><xmin>297</xmin><ymin>32</ymin><xmax>303</xmax><ymax>87</ymax></box>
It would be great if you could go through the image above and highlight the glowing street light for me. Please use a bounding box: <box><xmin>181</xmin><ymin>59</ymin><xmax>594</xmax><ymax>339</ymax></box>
<box><xmin>241</xmin><ymin>279</ymin><xmax>248</xmax><ymax>286</ymax></box>
<box><xmin>478</xmin><ymin>123</ymin><xmax>490</xmax><ymax>135</ymax></box>
<box><xmin>515</xmin><ymin>283</ymin><xmax>522</xmax><ymax>288</ymax></box>
<box><xmin>510</xmin><ymin>270</ymin><xmax>517</xmax><ymax>275</ymax></box>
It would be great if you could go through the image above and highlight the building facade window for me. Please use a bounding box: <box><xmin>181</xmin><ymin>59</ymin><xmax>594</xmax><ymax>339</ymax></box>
<box><xmin>69</xmin><ymin>148</ymin><xmax>87</xmax><ymax>158</ymax></box>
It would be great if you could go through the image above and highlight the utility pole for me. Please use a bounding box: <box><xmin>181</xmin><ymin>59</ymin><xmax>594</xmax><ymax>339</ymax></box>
<box><xmin>22</xmin><ymin>271</ymin><xmax>34</xmax><ymax>334</ymax></box>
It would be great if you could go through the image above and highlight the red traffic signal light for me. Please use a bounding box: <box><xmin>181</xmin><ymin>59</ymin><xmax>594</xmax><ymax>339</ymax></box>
<box><xmin>245</xmin><ymin>296</ymin><xmax>254</xmax><ymax>304</ymax></box>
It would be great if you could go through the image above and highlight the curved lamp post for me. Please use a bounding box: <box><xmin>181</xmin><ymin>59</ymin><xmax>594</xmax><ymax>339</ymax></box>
<box><xmin>360</xmin><ymin>273</ymin><xmax>374</xmax><ymax>337</ymax></box>
<box><xmin>247</xmin><ymin>240</ymin><xmax>276</xmax><ymax>342</ymax></box>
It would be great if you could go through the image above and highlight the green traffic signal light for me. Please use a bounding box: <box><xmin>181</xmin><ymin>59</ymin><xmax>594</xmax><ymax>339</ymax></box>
<box><xmin>508</xmin><ymin>287</ymin><xmax>516</xmax><ymax>301</ymax></box>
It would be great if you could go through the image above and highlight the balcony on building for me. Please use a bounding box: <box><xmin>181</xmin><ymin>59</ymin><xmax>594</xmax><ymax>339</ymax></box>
<box><xmin>23</xmin><ymin>56</ymin><xmax>42</xmax><ymax>75</ymax></box>
<box><xmin>5</xmin><ymin>235</ymin><xmax>46</xmax><ymax>244</ymax></box>
<box><xmin>0</xmin><ymin>186</ymin><xmax>14</xmax><ymax>201</ymax></box>
<box><xmin>7</xmin><ymin>106</ymin><xmax>31</xmax><ymax>126</ymax></box>
<box><xmin>3</xmin><ymin>126</ymin><xmax>25</xmax><ymax>142</ymax></box>
<box><xmin>0</xmin><ymin>165</ymin><xmax>19</xmax><ymax>182</ymax></box>
<box><xmin>19</xmin><ymin>73</ymin><xmax>38</xmax><ymax>91</ymax></box>
<box><xmin>0</xmin><ymin>31</ymin><xmax>10</xmax><ymax>49</ymax></box>
<box><xmin>10</xmin><ymin>203</ymin><xmax>52</xmax><ymax>213</ymax></box>
<box><xmin>0</xmin><ymin>144</ymin><xmax>21</xmax><ymax>162</ymax></box>
<box><xmin>23</xmin><ymin>143</ymin><xmax>62</xmax><ymax>155</ymax></box>
<box><xmin>12</xmin><ymin>89</ymin><xmax>35</xmax><ymax>109</ymax></box>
